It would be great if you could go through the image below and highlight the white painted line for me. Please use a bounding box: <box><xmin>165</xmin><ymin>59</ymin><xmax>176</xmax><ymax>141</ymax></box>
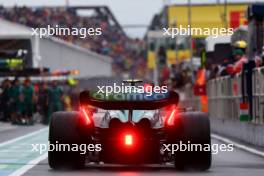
<box><xmin>212</xmin><ymin>134</ymin><xmax>264</xmax><ymax>158</ymax></box>
<box><xmin>0</xmin><ymin>127</ymin><xmax>48</xmax><ymax>148</ymax></box>
<box><xmin>8</xmin><ymin>152</ymin><xmax>48</xmax><ymax>176</ymax></box>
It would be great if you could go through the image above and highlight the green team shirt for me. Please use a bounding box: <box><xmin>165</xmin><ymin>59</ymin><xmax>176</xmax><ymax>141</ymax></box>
<box><xmin>10</xmin><ymin>85</ymin><xmax>21</xmax><ymax>102</ymax></box>
<box><xmin>48</xmin><ymin>87</ymin><xmax>63</xmax><ymax>104</ymax></box>
<box><xmin>23</xmin><ymin>85</ymin><xmax>34</xmax><ymax>104</ymax></box>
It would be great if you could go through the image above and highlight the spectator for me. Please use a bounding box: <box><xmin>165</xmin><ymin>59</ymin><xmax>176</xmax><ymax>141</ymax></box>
<box><xmin>226</xmin><ymin>49</ymin><xmax>248</xmax><ymax>75</ymax></box>
<box><xmin>0</xmin><ymin>7</ymin><xmax>146</xmax><ymax>77</ymax></box>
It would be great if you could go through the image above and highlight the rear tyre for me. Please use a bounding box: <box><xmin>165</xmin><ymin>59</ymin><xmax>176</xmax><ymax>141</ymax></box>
<box><xmin>48</xmin><ymin>111</ymin><xmax>85</xmax><ymax>169</ymax></box>
<box><xmin>174</xmin><ymin>112</ymin><xmax>211</xmax><ymax>171</ymax></box>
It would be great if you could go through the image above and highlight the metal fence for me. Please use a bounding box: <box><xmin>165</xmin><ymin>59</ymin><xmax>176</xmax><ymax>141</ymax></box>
<box><xmin>179</xmin><ymin>83</ymin><xmax>201</xmax><ymax>111</ymax></box>
<box><xmin>207</xmin><ymin>75</ymin><xmax>241</xmax><ymax>121</ymax></box>
<box><xmin>252</xmin><ymin>67</ymin><xmax>264</xmax><ymax>124</ymax></box>
<box><xmin>207</xmin><ymin>66</ymin><xmax>264</xmax><ymax>124</ymax></box>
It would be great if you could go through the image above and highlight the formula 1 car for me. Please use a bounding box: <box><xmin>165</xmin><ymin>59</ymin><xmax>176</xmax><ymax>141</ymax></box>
<box><xmin>48</xmin><ymin>82</ymin><xmax>211</xmax><ymax>170</ymax></box>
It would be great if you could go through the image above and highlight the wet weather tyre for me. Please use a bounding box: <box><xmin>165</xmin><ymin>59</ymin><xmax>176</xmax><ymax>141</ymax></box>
<box><xmin>174</xmin><ymin>112</ymin><xmax>211</xmax><ymax>171</ymax></box>
<box><xmin>48</xmin><ymin>111</ymin><xmax>85</xmax><ymax>169</ymax></box>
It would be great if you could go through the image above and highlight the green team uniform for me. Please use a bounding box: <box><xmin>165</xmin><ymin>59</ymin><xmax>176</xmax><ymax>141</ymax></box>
<box><xmin>48</xmin><ymin>86</ymin><xmax>63</xmax><ymax>122</ymax></box>
<box><xmin>16</xmin><ymin>99</ymin><xmax>25</xmax><ymax>115</ymax></box>
<box><xmin>9</xmin><ymin>85</ymin><xmax>22</xmax><ymax>113</ymax></box>
<box><xmin>22</xmin><ymin>85</ymin><xmax>34</xmax><ymax>117</ymax></box>
<box><xmin>1</xmin><ymin>86</ymin><xmax>12</xmax><ymax>121</ymax></box>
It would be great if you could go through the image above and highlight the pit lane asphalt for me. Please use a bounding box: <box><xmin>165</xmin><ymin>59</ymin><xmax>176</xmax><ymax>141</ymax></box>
<box><xmin>0</xmin><ymin>123</ymin><xmax>46</xmax><ymax>143</ymax></box>
<box><xmin>0</xmin><ymin>124</ymin><xmax>264</xmax><ymax>176</ymax></box>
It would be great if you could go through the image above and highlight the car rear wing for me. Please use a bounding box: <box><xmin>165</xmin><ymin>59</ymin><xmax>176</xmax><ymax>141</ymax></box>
<box><xmin>79</xmin><ymin>91</ymin><xmax>179</xmax><ymax>110</ymax></box>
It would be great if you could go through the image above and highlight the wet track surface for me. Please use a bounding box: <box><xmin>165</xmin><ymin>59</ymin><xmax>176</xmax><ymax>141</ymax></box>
<box><xmin>0</xmin><ymin>124</ymin><xmax>264</xmax><ymax>176</ymax></box>
<box><xmin>24</xmin><ymin>141</ymin><xmax>264</xmax><ymax>176</ymax></box>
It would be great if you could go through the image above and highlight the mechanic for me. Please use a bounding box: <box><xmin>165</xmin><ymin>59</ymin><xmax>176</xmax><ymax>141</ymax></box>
<box><xmin>9</xmin><ymin>78</ymin><xmax>22</xmax><ymax>124</ymax></box>
<box><xmin>0</xmin><ymin>79</ymin><xmax>11</xmax><ymax>122</ymax></box>
<box><xmin>21</xmin><ymin>78</ymin><xmax>34</xmax><ymax>125</ymax></box>
<box><xmin>47</xmin><ymin>80</ymin><xmax>64</xmax><ymax>123</ymax></box>
<box><xmin>38</xmin><ymin>82</ymin><xmax>49</xmax><ymax>125</ymax></box>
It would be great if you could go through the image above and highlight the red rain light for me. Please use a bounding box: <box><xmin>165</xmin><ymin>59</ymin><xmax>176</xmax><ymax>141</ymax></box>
<box><xmin>81</xmin><ymin>108</ymin><xmax>92</xmax><ymax>125</ymax></box>
<box><xmin>125</xmin><ymin>134</ymin><xmax>133</xmax><ymax>146</ymax></box>
<box><xmin>144</xmin><ymin>83</ymin><xmax>153</xmax><ymax>92</ymax></box>
<box><xmin>167</xmin><ymin>109</ymin><xmax>176</xmax><ymax>126</ymax></box>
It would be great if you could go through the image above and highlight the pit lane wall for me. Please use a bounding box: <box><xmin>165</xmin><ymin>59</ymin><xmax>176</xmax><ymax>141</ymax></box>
<box><xmin>182</xmin><ymin>66</ymin><xmax>264</xmax><ymax>147</ymax></box>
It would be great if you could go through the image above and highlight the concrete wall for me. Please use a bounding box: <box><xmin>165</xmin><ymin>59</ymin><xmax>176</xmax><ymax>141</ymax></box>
<box><xmin>38</xmin><ymin>37</ymin><xmax>112</xmax><ymax>78</ymax></box>
<box><xmin>210</xmin><ymin>118</ymin><xmax>264</xmax><ymax>147</ymax></box>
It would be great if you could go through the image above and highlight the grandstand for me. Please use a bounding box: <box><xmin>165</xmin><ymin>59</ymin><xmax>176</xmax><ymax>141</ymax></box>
<box><xmin>0</xmin><ymin>17</ymin><xmax>112</xmax><ymax>78</ymax></box>
<box><xmin>0</xmin><ymin>6</ymin><xmax>146</xmax><ymax>77</ymax></box>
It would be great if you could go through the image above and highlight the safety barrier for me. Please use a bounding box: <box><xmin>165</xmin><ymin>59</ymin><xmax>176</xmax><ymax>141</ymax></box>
<box><xmin>207</xmin><ymin>66</ymin><xmax>264</xmax><ymax>124</ymax></box>
<box><xmin>179</xmin><ymin>83</ymin><xmax>201</xmax><ymax>111</ymax></box>
<box><xmin>252</xmin><ymin>67</ymin><xmax>264</xmax><ymax>124</ymax></box>
<box><xmin>181</xmin><ymin>66</ymin><xmax>264</xmax><ymax>147</ymax></box>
